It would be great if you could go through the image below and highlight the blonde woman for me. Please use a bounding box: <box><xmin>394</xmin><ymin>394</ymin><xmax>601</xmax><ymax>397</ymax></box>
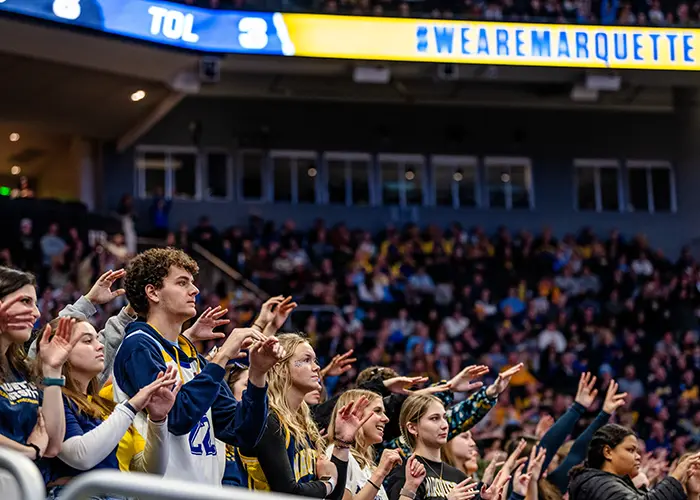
<box><xmin>236</xmin><ymin>333</ymin><xmax>367</xmax><ymax>499</ymax></box>
<box><xmin>441</xmin><ymin>431</ymin><xmax>479</xmax><ymax>479</ymax></box>
<box><xmin>327</xmin><ymin>389</ymin><xmax>404</xmax><ymax>500</ymax></box>
<box><xmin>386</xmin><ymin>394</ymin><xmax>478</xmax><ymax>500</ymax></box>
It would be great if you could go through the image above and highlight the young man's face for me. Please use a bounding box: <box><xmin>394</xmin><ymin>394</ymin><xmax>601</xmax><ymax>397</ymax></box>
<box><xmin>150</xmin><ymin>266</ymin><xmax>199</xmax><ymax>320</ymax></box>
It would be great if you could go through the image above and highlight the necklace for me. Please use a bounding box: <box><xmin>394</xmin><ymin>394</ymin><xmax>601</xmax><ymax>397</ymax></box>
<box><xmin>418</xmin><ymin>455</ymin><xmax>443</xmax><ymax>480</ymax></box>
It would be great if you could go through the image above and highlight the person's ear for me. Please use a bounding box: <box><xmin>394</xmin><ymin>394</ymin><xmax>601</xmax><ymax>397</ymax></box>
<box><xmin>407</xmin><ymin>422</ymin><xmax>418</xmax><ymax>438</ymax></box>
<box><xmin>602</xmin><ymin>444</ymin><xmax>614</xmax><ymax>462</ymax></box>
<box><xmin>145</xmin><ymin>284</ymin><xmax>160</xmax><ymax>305</ymax></box>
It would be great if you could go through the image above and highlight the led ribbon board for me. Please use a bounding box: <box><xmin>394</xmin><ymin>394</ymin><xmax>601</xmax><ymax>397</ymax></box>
<box><xmin>1</xmin><ymin>0</ymin><xmax>699</xmax><ymax>70</ymax></box>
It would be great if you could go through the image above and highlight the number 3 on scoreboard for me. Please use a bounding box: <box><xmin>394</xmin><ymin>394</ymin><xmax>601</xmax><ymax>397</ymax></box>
<box><xmin>238</xmin><ymin>17</ymin><xmax>269</xmax><ymax>51</ymax></box>
<box><xmin>53</xmin><ymin>0</ymin><xmax>81</xmax><ymax>20</ymax></box>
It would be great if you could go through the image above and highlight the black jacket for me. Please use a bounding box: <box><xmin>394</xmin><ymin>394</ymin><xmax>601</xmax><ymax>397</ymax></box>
<box><xmin>569</xmin><ymin>469</ymin><xmax>686</xmax><ymax>500</ymax></box>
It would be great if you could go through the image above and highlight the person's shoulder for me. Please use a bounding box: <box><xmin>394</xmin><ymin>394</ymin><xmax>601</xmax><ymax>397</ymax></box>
<box><xmin>442</xmin><ymin>462</ymin><xmax>468</xmax><ymax>482</ymax></box>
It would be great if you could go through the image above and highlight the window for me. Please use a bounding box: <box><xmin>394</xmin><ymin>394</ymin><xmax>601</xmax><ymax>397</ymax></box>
<box><xmin>625</xmin><ymin>161</ymin><xmax>675</xmax><ymax>213</ymax></box>
<box><xmin>323</xmin><ymin>153</ymin><xmax>372</xmax><ymax>206</ymax></box>
<box><xmin>205</xmin><ymin>152</ymin><xmax>230</xmax><ymax>199</ymax></box>
<box><xmin>484</xmin><ymin>157</ymin><xmax>533</xmax><ymax>209</ymax></box>
<box><xmin>378</xmin><ymin>154</ymin><xmax>426</xmax><ymax>206</ymax></box>
<box><xmin>574</xmin><ymin>159</ymin><xmax>621</xmax><ymax>212</ymax></box>
<box><xmin>135</xmin><ymin>148</ymin><xmax>199</xmax><ymax>199</ymax></box>
<box><xmin>431</xmin><ymin>156</ymin><xmax>478</xmax><ymax>208</ymax></box>
<box><xmin>239</xmin><ymin>150</ymin><xmax>265</xmax><ymax>200</ymax></box>
<box><xmin>270</xmin><ymin>151</ymin><xmax>319</xmax><ymax>204</ymax></box>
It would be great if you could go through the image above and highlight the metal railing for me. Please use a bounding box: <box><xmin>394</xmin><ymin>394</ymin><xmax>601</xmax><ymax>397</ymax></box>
<box><xmin>0</xmin><ymin>448</ymin><xmax>46</xmax><ymax>500</ymax></box>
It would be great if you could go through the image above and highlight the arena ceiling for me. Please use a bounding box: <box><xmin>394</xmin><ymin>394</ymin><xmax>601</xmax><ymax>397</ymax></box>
<box><xmin>0</xmin><ymin>13</ymin><xmax>696</xmax><ymax>143</ymax></box>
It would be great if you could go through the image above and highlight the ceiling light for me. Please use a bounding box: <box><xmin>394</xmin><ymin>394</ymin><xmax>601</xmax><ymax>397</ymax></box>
<box><xmin>131</xmin><ymin>90</ymin><xmax>146</xmax><ymax>102</ymax></box>
<box><xmin>501</xmin><ymin>173</ymin><xmax>511</xmax><ymax>183</ymax></box>
<box><xmin>453</xmin><ymin>170</ymin><xmax>463</xmax><ymax>182</ymax></box>
<box><xmin>11</xmin><ymin>166</ymin><xmax>21</xmax><ymax>175</ymax></box>
<box><xmin>9</xmin><ymin>133</ymin><xmax>19</xmax><ymax>142</ymax></box>
<box><xmin>307</xmin><ymin>167</ymin><xmax>317</xmax><ymax>177</ymax></box>
<box><xmin>405</xmin><ymin>169</ymin><xmax>415</xmax><ymax>181</ymax></box>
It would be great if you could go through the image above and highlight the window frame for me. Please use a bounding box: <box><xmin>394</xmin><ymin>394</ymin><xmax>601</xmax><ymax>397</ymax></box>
<box><xmin>236</xmin><ymin>149</ymin><xmax>268</xmax><ymax>203</ymax></box>
<box><xmin>484</xmin><ymin>156</ymin><xmax>534</xmax><ymax>210</ymax></box>
<box><xmin>135</xmin><ymin>145</ymin><xmax>201</xmax><ymax>200</ymax></box>
<box><xmin>377</xmin><ymin>153</ymin><xmax>427</xmax><ymax>207</ymax></box>
<box><xmin>430</xmin><ymin>155</ymin><xmax>480</xmax><ymax>208</ymax></box>
<box><xmin>625</xmin><ymin>160</ymin><xmax>677</xmax><ymax>214</ymax></box>
<box><xmin>573</xmin><ymin>158</ymin><xmax>623</xmax><ymax>213</ymax></box>
<box><xmin>269</xmin><ymin>150</ymin><xmax>320</xmax><ymax>204</ymax></box>
<box><xmin>202</xmin><ymin>148</ymin><xmax>233</xmax><ymax>202</ymax></box>
<box><xmin>322</xmin><ymin>151</ymin><xmax>374</xmax><ymax>206</ymax></box>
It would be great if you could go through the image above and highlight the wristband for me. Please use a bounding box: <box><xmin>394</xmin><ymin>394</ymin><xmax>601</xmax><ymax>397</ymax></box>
<box><xmin>320</xmin><ymin>475</ymin><xmax>336</xmax><ymax>496</ymax></box>
<box><xmin>124</xmin><ymin>401</ymin><xmax>138</xmax><ymax>415</ymax></box>
<box><xmin>42</xmin><ymin>376</ymin><xmax>65</xmax><ymax>387</ymax></box>
<box><xmin>334</xmin><ymin>437</ymin><xmax>355</xmax><ymax>447</ymax></box>
<box><xmin>27</xmin><ymin>443</ymin><xmax>41</xmax><ymax>461</ymax></box>
<box><xmin>400</xmin><ymin>489</ymin><xmax>417</xmax><ymax>500</ymax></box>
<box><xmin>252</xmin><ymin>322</ymin><xmax>265</xmax><ymax>332</ymax></box>
<box><xmin>368</xmin><ymin>479</ymin><xmax>380</xmax><ymax>490</ymax></box>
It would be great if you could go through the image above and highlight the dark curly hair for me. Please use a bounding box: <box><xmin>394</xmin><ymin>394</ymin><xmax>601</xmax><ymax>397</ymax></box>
<box><xmin>124</xmin><ymin>248</ymin><xmax>198</xmax><ymax>317</ymax></box>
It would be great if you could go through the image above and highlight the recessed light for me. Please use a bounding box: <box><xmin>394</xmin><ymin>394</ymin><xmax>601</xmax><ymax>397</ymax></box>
<box><xmin>131</xmin><ymin>90</ymin><xmax>146</xmax><ymax>102</ymax></box>
<box><xmin>307</xmin><ymin>167</ymin><xmax>317</xmax><ymax>177</ymax></box>
<box><xmin>9</xmin><ymin>133</ymin><xmax>19</xmax><ymax>142</ymax></box>
<box><xmin>11</xmin><ymin>165</ymin><xmax>21</xmax><ymax>175</ymax></box>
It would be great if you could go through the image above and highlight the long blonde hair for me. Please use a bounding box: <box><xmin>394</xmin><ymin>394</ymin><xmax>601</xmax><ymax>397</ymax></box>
<box><xmin>267</xmin><ymin>333</ymin><xmax>324</xmax><ymax>452</ymax></box>
<box><xmin>399</xmin><ymin>394</ymin><xmax>443</xmax><ymax>450</ymax></box>
<box><xmin>328</xmin><ymin>389</ymin><xmax>380</xmax><ymax>470</ymax></box>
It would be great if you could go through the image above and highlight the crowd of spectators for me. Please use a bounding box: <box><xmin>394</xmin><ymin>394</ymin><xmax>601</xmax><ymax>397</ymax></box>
<box><xmin>173</xmin><ymin>0</ymin><xmax>700</xmax><ymax>26</ymax></box>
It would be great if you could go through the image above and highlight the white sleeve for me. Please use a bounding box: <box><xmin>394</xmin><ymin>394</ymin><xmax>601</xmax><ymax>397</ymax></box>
<box><xmin>345</xmin><ymin>454</ymin><xmax>362</xmax><ymax>494</ymax></box>
<box><xmin>58</xmin><ymin>404</ymin><xmax>136</xmax><ymax>471</ymax></box>
<box><xmin>142</xmin><ymin>418</ymin><xmax>169</xmax><ymax>475</ymax></box>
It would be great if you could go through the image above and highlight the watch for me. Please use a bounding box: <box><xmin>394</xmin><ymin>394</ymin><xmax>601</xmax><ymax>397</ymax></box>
<box><xmin>320</xmin><ymin>475</ymin><xmax>336</xmax><ymax>496</ymax></box>
<box><xmin>42</xmin><ymin>376</ymin><xmax>66</xmax><ymax>387</ymax></box>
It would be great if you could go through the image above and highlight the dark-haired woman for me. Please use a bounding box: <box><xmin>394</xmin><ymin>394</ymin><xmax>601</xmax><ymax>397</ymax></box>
<box><xmin>0</xmin><ymin>267</ymin><xmax>83</xmax><ymax>498</ymax></box>
<box><xmin>569</xmin><ymin>423</ymin><xmax>700</xmax><ymax>500</ymax></box>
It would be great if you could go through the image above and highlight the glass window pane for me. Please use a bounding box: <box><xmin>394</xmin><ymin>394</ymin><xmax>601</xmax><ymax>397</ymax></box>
<box><xmin>510</xmin><ymin>165</ymin><xmax>530</xmax><ymax>209</ymax></box>
<box><xmin>576</xmin><ymin>168</ymin><xmax>596</xmax><ymax>211</ymax></box>
<box><xmin>137</xmin><ymin>152</ymin><xmax>166</xmax><ymax>197</ymax></box>
<box><xmin>457</xmin><ymin>166</ymin><xmax>477</xmax><ymax>207</ymax></box>
<box><xmin>628</xmin><ymin>169</ymin><xmax>649</xmax><ymax>212</ymax></box>
<box><xmin>434</xmin><ymin>166</ymin><xmax>454</xmax><ymax>207</ymax></box>
<box><xmin>207</xmin><ymin>152</ymin><xmax>228</xmax><ymax>198</ymax></box>
<box><xmin>651</xmin><ymin>168</ymin><xmax>672</xmax><ymax>212</ymax></box>
<box><xmin>380</xmin><ymin>161</ymin><xmax>400</xmax><ymax>205</ymax></box>
<box><xmin>327</xmin><ymin>159</ymin><xmax>346</xmax><ymax>205</ymax></box>
<box><xmin>405</xmin><ymin>163</ymin><xmax>423</xmax><ymax>205</ymax></box>
<box><xmin>273</xmin><ymin>157</ymin><xmax>292</xmax><ymax>202</ymax></box>
<box><xmin>172</xmin><ymin>152</ymin><xmax>197</xmax><ymax>199</ymax></box>
<box><xmin>297</xmin><ymin>158</ymin><xmax>317</xmax><ymax>204</ymax></box>
<box><xmin>240</xmin><ymin>151</ymin><xmax>263</xmax><ymax>200</ymax></box>
<box><xmin>349</xmin><ymin>161</ymin><xmax>370</xmax><ymax>206</ymax></box>
<box><xmin>487</xmin><ymin>167</ymin><xmax>507</xmax><ymax>208</ymax></box>
<box><xmin>599</xmin><ymin>167</ymin><xmax>620</xmax><ymax>211</ymax></box>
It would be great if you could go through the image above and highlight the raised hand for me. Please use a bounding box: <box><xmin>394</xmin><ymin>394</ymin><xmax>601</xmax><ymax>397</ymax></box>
<box><xmin>248</xmin><ymin>336</ymin><xmax>286</xmax><ymax>382</ymax></box>
<box><xmin>535</xmin><ymin>415</ymin><xmax>555</xmax><ymax>438</ymax></box>
<box><xmin>447</xmin><ymin>478</ymin><xmax>478</xmax><ymax>500</ymax></box>
<box><xmin>182</xmin><ymin>306</ymin><xmax>230</xmax><ymax>342</ymax></box>
<box><xmin>39</xmin><ymin>317</ymin><xmax>80</xmax><ymax>375</ymax></box>
<box><xmin>602</xmin><ymin>380</ymin><xmax>627</xmax><ymax>415</ymax></box>
<box><xmin>670</xmin><ymin>452</ymin><xmax>700</xmax><ymax>484</ymax></box>
<box><xmin>526</xmin><ymin>446</ymin><xmax>548</xmax><ymax>482</ymax></box>
<box><xmin>0</xmin><ymin>294</ymin><xmax>37</xmax><ymax>331</ymax></box>
<box><xmin>85</xmin><ymin>269</ymin><xmax>126</xmax><ymax>305</ymax></box>
<box><xmin>480</xmin><ymin>463</ymin><xmax>511</xmax><ymax>500</ymax></box>
<box><xmin>485</xmin><ymin>363</ymin><xmax>523</xmax><ymax>397</ymax></box>
<box><xmin>216</xmin><ymin>327</ymin><xmax>266</xmax><ymax>363</ymax></box>
<box><xmin>481</xmin><ymin>453</ymin><xmax>506</xmax><ymax>487</ymax></box>
<box><xmin>129</xmin><ymin>366</ymin><xmax>180</xmax><ymax>412</ymax></box>
<box><xmin>501</xmin><ymin>439</ymin><xmax>528</xmax><ymax>478</ymax></box>
<box><xmin>383</xmin><ymin>376</ymin><xmax>429</xmax><ymax>395</ymax></box>
<box><xmin>145</xmin><ymin>366</ymin><xmax>182</xmax><ymax>422</ymax></box>
<box><xmin>512</xmin><ymin>463</ymin><xmax>534</xmax><ymax>497</ymax></box>
<box><xmin>26</xmin><ymin>409</ymin><xmax>49</xmax><ymax>459</ymax></box>
<box><xmin>448</xmin><ymin>364</ymin><xmax>489</xmax><ymax>393</ymax></box>
<box><xmin>412</xmin><ymin>382</ymin><xmax>453</xmax><ymax>396</ymax></box>
<box><xmin>575</xmin><ymin>372</ymin><xmax>599</xmax><ymax>409</ymax></box>
<box><xmin>376</xmin><ymin>449</ymin><xmax>403</xmax><ymax>477</ymax></box>
<box><xmin>320</xmin><ymin>350</ymin><xmax>357</xmax><ymax>379</ymax></box>
<box><xmin>261</xmin><ymin>296</ymin><xmax>298</xmax><ymax>336</ymax></box>
<box><xmin>404</xmin><ymin>455</ymin><xmax>427</xmax><ymax>491</ymax></box>
<box><xmin>333</xmin><ymin>396</ymin><xmax>372</xmax><ymax>443</ymax></box>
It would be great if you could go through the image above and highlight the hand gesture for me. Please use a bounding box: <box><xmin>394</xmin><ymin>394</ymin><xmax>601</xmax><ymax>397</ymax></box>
<box><xmin>85</xmin><ymin>269</ymin><xmax>126</xmax><ymax>305</ymax></box>
<box><xmin>39</xmin><ymin>317</ymin><xmax>81</xmax><ymax>373</ymax></box>
<box><xmin>481</xmin><ymin>453</ymin><xmax>506</xmax><ymax>487</ymax></box>
<box><xmin>404</xmin><ymin>455</ymin><xmax>427</xmax><ymax>491</ymax></box>
<box><xmin>320</xmin><ymin>350</ymin><xmax>357</xmax><ymax>379</ymax></box>
<box><xmin>502</xmin><ymin>439</ymin><xmax>528</xmax><ymax>477</ymax></box>
<box><xmin>602</xmin><ymin>380</ymin><xmax>627</xmax><ymax>415</ymax></box>
<box><xmin>26</xmin><ymin>409</ymin><xmax>49</xmax><ymax>459</ymax></box>
<box><xmin>333</xmin><ymin>396</ymin><xmax>372</xmax><ymax>443</ymax></box>
<box><xmin>448</xmin><ymin>365</ymin><xmax>489</xmax><ymax>393</ymax></box>
<box><xmin>526</xmin><ymin>446</ymin><xmax>547</xmax><ymax>482</ymax></box>
<box><xmin>317</xmin><ymin>457</ymin><xmax>338</xmax><ymax>484</ymax></box>
<box><xmin>412</xmin><ymin>382</ymin><xmax>453</xmax><ymax>396</ymax></box>
<box><xmin>670</xmin><ymin>452</ymin><xmax>700</xmax><ymax>484</ymax></box>
<box><xmin>182</xmin><ymin>306</ymin><xmax>230</xmax><ymax>342</ymax></box>
<box><xmin>260</xmin><ymin>296</ymin><xmax>298</xmax><ymax>336</ymax></box>
<box><xmin>486</xmin><ymin>363</ymin><xmax>523</xmax><ymax>398</ymax></box>
<box><xmin>574</xmin><ymin>372</ymin><xmax>598</xmax><ymax>409</ymax></box>
<box><xmin>249</xmin><ymin>336</ymin><xmax>286</xmax><ymax>377</ymax></box>
<box><xmin>480</xmin><ymin>464</ymin><xmax>511</xmax><ymax>500</ymax></box>
<box><xmin>129</xmin><ymin>366</ymin><xmax>180</xmax><ymax>412</ymax></box>
<box><xmin>377</xmin><ymin>449</ymin><xmax>403</xmax><ymax>477</ymax></box>
<box><xmin>535</xmin><ymin>415</ymin><xmax>554</xmax><ymax>438</ymax></box>
<box><xmin>218</xmin><ymin>327</ymin><xmax>265</xmax><ymax>361</ymax></box>
<box><xmin>383</xmin><ymin>376</ymin><xmax>429</xmax><ymax>395</ymax></box>
<box><xmin>512</xmin><ymin>463</ymin><xmax>534</xmax><ymax>497</ymax></box>
<box><xmin>146</xmin><ymin>366</ymin><xmax>182</xmax><ymax>422</ymax></box>
<box><xmin>0</xmin><ymin>294</ymin><xmax>36</xmax><ymax>331</ymax></box>
<box><xmin>447</xmin><ymin>478</ymin><xmax>478</xmax><ymax>500</ymax></box>
<box><xmin>255</xmin><ymin>296</ymin><xmax>284</xmax><ymax>331</ymax></box>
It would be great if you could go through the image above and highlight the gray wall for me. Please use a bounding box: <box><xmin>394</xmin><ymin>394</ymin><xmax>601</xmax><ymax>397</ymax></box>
<box><xmin>103</xmin><ymin>97</ymin><xmax>700</xmax><ymax>254</ymax></box>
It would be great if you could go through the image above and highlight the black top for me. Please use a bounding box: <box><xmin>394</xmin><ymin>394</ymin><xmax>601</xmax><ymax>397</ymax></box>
<box><xmin>386</xmin><ymin>456</ymin><xmax>468</xmax><ymax>500</ymax></box>
<box><xmin>569</xmin><ymin>469</ymin><xmax>686</xmax><ymax>500</ymax></box>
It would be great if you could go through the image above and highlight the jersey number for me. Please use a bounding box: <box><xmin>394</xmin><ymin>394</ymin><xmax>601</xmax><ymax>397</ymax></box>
<box><xmin>53</xmin><ymin>0</ymin><xmax>81</xmax><ymax>20</ymax></box>
<box><xmin>189</xmin><ymin>415</ymin><xmax>217</xmax><ymax>456</ymax></box>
